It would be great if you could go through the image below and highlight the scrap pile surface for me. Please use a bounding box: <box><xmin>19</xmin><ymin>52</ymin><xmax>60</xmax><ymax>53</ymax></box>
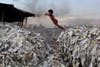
<box><xmin>0</xmin><ymin>23</ymin><xmax>100</xmax><ymax>67</ymax></box>
<box><xmin>0</xmin><ymin>23</ymin><xmax>49</xmax><ymax>67</ymax></box>
<box><xmin>56</xmin><ymin>26</ymin><xmax>100</xmax><ymax>67</ymax></box>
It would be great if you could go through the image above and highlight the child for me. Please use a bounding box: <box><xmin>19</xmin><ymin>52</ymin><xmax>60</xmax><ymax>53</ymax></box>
<box><xmin>45</xmin><ymin>9</ymin><xmax>65</xmax><ymax>31</ymax></box>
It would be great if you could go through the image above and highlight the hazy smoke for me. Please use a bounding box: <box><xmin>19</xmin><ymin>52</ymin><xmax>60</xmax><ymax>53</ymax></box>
<box><xmin>0</xmin><ymin>0</ymin><xmax>70</xmax><ymax>16</ymax></box>
<box><xmin>32</xmin><ymin>0</ymin><xmax>70</xmax><ymax>16</ymax></box>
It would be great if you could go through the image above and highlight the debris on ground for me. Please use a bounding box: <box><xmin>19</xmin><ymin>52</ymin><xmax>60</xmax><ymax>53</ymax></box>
<box><xmin>57</xmin><ymin>26</ymin><xmax>100</xmax><ymax>67</ymax></box>
<box><xmin>0</xmin><ymin>23</ymin><xmax>49</xmax><ymax>67</ymax></box>
<box><xmin>0</xmin><ymin>23</ymin><xmax>99</xmax><ymax>67</ymax></box>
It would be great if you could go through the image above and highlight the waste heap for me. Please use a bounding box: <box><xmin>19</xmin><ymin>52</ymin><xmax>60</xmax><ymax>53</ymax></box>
<box><xmin>0</xmin><ymin>23</ymin><xmax>49</xmax><ymax>67</ymax></box>
<box><xmin>56</xmin><ymin>26</ymin><xmax>100</xmax><ymax>67</ymax></box>
<box><xmin>0</xmin><ymin>23</ymin><xmax>100</xmax><ymax>67</ymax></box>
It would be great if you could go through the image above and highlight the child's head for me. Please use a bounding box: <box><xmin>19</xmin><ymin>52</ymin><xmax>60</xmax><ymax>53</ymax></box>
<box><xmin>48</xmin><ymin>9</ymin><xmax>53</xmax><ymax>14</ymax></box>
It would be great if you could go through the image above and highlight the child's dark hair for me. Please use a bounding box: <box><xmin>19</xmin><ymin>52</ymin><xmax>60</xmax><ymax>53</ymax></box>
<box><xmin>48</xmin><ymin>9</ymin><xmax>53</xmax><ymax>14</ymax></box>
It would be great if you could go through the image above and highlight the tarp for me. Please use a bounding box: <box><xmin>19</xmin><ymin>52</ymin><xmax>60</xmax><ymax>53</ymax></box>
<box><xmin>0</xmin><ymin>3</ymin><xmax>35</xmax><ymax>22</ymax></box>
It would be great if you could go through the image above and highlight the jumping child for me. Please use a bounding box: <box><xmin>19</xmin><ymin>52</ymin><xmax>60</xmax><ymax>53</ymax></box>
<box><xmin>45</xmin><ymin>9</ymin><xmax>65</xmax><ymax>31</ymax></box>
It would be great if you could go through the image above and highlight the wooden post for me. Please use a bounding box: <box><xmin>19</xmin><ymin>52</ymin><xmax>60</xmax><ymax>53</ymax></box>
<box><xmin>1</xmin><ymin>8</ymin><xmax>5</xmax><ymax>25</ymax></box>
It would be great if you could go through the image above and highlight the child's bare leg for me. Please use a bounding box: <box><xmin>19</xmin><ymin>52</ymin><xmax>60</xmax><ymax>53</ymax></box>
<box><xmin>56</xmin><ymin>24</ymin><xmax>65</xmax><ymax>31</ymax></box>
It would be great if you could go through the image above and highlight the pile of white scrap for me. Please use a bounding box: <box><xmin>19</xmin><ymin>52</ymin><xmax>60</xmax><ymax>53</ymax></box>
<box><xmin>0</xmin><ymin>23</ymin><xmax>100</xmax><ymax>67</ymax></box>
<box><xmin>0</xmin><ymin>23</ymin><xmax>49</xmax><ymax>67</ymax></box>
<box><xmin>56</xmin><ymin>26</ymin><xmax>100</xmax><ymax>67</ymax></box>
